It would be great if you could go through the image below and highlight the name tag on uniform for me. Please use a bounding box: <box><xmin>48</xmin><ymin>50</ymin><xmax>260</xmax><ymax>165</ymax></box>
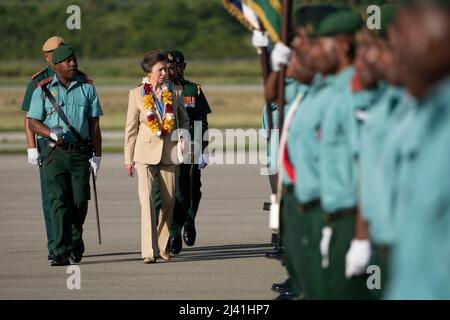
<box><xmin>184</xmin><ymin>96</ymin><xmax>196</xmax><ymax>108</ymax></box>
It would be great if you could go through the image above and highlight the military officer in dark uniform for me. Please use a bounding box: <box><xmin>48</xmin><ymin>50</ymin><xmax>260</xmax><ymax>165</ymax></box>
<box><xmin>22</xmin><ymin>36</ymin><xmax>66</xmax><ymax>261</ymax></box>
<box><xmin>167</xmin><ymin>50</ymin><xmax>212</xmax><ymax>254</ymax></box>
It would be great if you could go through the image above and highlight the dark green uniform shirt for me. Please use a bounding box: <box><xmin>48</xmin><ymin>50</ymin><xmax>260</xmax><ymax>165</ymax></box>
<box><xmin>22</xmin><ymin>66</ymin><xmax>55</xmax><ymax>112</ymax></box>
<box><xmin>177</xmin><ymin>78</ymin><xmax>211</xmax><ymax>115</ymax></box>
<box><xmin>175</xmin><ymin>78</ymin><xmax>211</xmax><ymax>151</ymax></box>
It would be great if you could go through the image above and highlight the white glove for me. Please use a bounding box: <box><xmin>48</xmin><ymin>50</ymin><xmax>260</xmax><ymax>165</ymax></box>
<box><xmin>345</xmin><ymin>239</ymin><xmax>372</xmax><ymax>279</ymax></box>
<box><xmin>269</xmin><ymin>194</ymin><xmax>279</xmax><ymax>230</ymax></box>
<box><xmin>89</xmin><ymin>156</ymin><xmax>101</xmax><ymax>179</ymax></box>
<box><xmin>49</xmin><ymin>132</ymin><xmax>59</xmax><ymax>141</ymax></box>
<box><xmin>198</xmin><ymin>153</ymin><xmax>209</xmax><ymax>170</ymax></box>
<box><xmin>320</xmin><ymin>226</ymin><xmax>333</xmax><ymax>268</ymax></box>
<box><xmin>252</xmin><ymin>30</ymin><xmax>269</xmax><ymax>49</ymax></box>
<box><xmin>27</xmin><ymin>148</ymin><xmax>40</xmax><ymax>165</ymax></box>
<box><xmin>271</xmin><ymin>42</ymin><xmax>292</xmax><ymax>71</ymax></box>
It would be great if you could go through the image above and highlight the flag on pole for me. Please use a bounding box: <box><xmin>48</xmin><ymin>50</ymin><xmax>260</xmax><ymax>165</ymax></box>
<box><xmin>245</xmin><ymin>0</ymin><xmax>282</xmax><ymax>42</ymax></box>
<box><xmin>242</xmin><ymin>2</ymin><xmax>261</xmax><ymax>30</ymax></box>
<box><xmin>223</xmin><ymin>0</ymin><xmax>258</xmax><ymax>31</ymax></box>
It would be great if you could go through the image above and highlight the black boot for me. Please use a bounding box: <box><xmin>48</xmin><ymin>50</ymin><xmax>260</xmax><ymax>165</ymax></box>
<box><xmin>183</xmin><ymin>222</ymin><xmax>196</xmax><ymax>246</ymax></box>
<box><xmin>169</xmin><ymin>235</ymin><xmax>182</xmax><ymax>254</ymax></box>
<box><xmin>47</xmin><ymin>252</ymin><xmax>56</xmax><ymax>261</ymax></box>
<box><xmin>275</xmin><ymin>287</ymin><xmax>296</xmax><ymax>300</ymax></box>
<box><xmin>70</xmin><ymin>239</ymin><xmax>85</xmax><ymax>264</ymax></box>
<box><xmin>51</xmin><ymin>255</ymin><xmax>70</xmax><ymax>266</ymax></box>
<box><xmin>271</xmin><ymin>278</ymin><xmax>290</xmax><ymax>293</ymax></box>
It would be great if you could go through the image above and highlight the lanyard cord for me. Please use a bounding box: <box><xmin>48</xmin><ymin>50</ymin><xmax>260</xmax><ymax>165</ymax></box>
<box><xmin>151</xmin><ymin>89</ymin><xmax>164</xmax><ymax>116</ymax></box>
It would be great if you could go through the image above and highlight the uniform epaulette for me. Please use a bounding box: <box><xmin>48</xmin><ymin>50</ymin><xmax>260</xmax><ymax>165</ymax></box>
<box><xmin>187</xmin><ymin>79</ymin><xmax>200</xmax><ymax>86</ymax></box>
<box><xmin>31</xmin><ymin>68</ymin><xmax>46</xmax><ymax>80</ymax></box>
<box><xmin>78</xmin><ymin>70</ymin><xmax>94</xmax><ymax>85</ymax></box>
<box><xmin>31</xmin><ymin>68</ymin><xmax>48</xmax><ymax>88</ymax></box>
<box><xmin>38</xmin><ymin>77</ymin><xmax>53</xmax><ymax>87</ymax></box>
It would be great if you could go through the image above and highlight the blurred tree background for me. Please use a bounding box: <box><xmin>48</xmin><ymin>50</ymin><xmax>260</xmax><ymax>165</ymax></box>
<box><xmin>0</xmin><ymin>0</ymin><xmax>256</xmax><ymax>60</ymax></box>
<box><xmin>0</xmin><ymin>0</ymin><xmax>368</xmax><ymax>61</ymax></box>
<box><xmin>0</xmin><ymin>0</ymin><xmax>382</xmax><ymax>135</ymax></box>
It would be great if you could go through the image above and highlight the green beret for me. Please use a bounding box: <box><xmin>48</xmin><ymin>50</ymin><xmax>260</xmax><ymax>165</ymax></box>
<box><xmin>412</xmin><ymin>0</ymin><xmax>450</xmax><ymax>7</ymax></box>
<box><xmin>313</xmin><ymin>10</ymin><xmax>363</xmax><ymax>37</ymax></box>
<box><xmin>433</xmin><ymin>0</ymin><xmax>450</xmax><ymax>6</ymax></box>
<box><xmin>52</xmin><ymin>45</ymin><xmax>75</xmax><ymax>64</ymax></box>
<box><xmin>297</xmin><ymin>5</ymin><xmax>346</xmax><ymax>36</ymax></box>
<box><xmin>358</xmin><ymin>2</ymin><xmax>397</xmax><ymax>38</ymax></box>
<box><xmin>296</xmin><ymin>5</ymin><xmax>340</xmax><ymax>27</ymax></box>
<box><xmin>171</xmin><ymin>50</ymin><xmax>185</xmax><ymax>64</ymax></box>
<box><xmin>359</xmin><ymin>0</ymin><xmax>386</xmax><ymax>6</ymax></box>
<box><xmin>378</xmin><ymin>4</ymin><xmax>398</xmax><ymax>37</ymax></box>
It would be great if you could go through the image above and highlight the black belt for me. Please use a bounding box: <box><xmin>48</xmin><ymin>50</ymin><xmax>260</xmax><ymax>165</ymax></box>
<box><xmin>59</xmin><ymin>141</ymin><xmax>93</xmax><ymax>153</ymax></box>
<box><xmin>325</xmin><ymin>207</ymin><xmax>356</xmax><ymax>223</ymax></box>
<box><xmin>299</xmin><ymin>198</ymin><xmax>321</xmax><ymax>213</ymax></box>
<box><xmin>282</xmin><ymin>184</ymin><xmax>294</xmax><ymax>194</ymax></box>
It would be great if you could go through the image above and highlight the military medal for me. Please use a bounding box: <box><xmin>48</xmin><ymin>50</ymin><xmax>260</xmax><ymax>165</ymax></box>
<box><xmin>184</xmin><ymin>96</ymin><xmax>196</xmax><ymax>108</ymax></box>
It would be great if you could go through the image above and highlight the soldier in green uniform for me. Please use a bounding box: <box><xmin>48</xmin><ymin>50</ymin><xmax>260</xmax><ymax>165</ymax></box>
<box><xmin>264</xmin><ymin>49</ymin><xmax>313</xmax><ymax>300</ymax></box>
<box><xmin>21</xmin><ymin>36</ymin><xmax>65</xmax><ymax>261</ymax></box>
<box><xmin>381</xmin><ymin>1</ymin><xmax>450</xmax><ymax>299</ymax></box>
<box><xmin>166</xmin><ymin>50</ymin><xmax>212</xmax><ymax>254</ymax></box>
<box><xmin>27</xmin><ymin>45</ymin><xmax>103</xmax><ymax>266</ymax></box>
<box><xmin>264</xmin><ymin>4</ymin><xmax>343</xmax><ymax>300</ymax></box>
<box><xmin>277</xmin><ymin>5</ymin><xmax>350</xmax><ymax>300</ymax></box>
<box><xmin>349</xmin><ymin>4</ymin><xmax>404</xmax><ymax>297</ymax></box>
<box><xmin>307</xmin><ymin>9</ymin><xmax>373</xmax><ymax>299</ymax></box>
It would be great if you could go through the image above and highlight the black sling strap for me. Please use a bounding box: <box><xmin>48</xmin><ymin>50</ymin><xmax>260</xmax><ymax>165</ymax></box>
<box><xmin>42</xmin><ymin>85</ymin><xmax>83</xmax><ymax>141</ymax></box>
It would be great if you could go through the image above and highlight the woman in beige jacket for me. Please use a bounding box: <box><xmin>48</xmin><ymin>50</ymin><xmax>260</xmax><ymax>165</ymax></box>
<box><xmin>124</xmin><ymin>50</ymin><xmax>189</xmax><ymax>263</ymax></box>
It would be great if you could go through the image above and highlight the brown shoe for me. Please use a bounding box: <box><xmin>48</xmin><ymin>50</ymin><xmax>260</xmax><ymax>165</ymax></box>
<box><xmin>159</xmin><ymin>252</ymin><xmax>171</xmax><ymax>262</ymax></box>
<box><xmin>143</xmin><ymin>257</ymin><xmax>156</xmax><ymax>264</ymax></box>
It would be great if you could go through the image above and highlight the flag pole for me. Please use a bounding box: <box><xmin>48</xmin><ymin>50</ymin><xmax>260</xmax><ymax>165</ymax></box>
<box><xmin>258</xmin><ymin>20</ymin><xmax>278</xmax><ymax>194</ymax></box>
<box><xmin>276</xmin><ymin>0</ymin><xmax>292</xmax><ymax>135</ymax></box>
<box><xmin>270</xmin><ymin>0</ymin><xmax>292</xmax><ymax>237</ymax></box>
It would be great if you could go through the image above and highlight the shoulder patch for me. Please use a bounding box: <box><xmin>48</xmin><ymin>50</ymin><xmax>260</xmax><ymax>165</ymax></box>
<box><xmin>38</xmin><ymin>77</ymin><xmax>52</xmax><ymax>87</ymax></box>
<box><xmin>31</xmin><ymin>68</ymin><xmax>48</xmax><ymax>88</ymax></box>
<box><xmin>31</xmin><ymin>68</ymin><xmax>46</xmax><ymax>80</ymax></box>
<box><xmin>186</xmin><ymin>79</ymin><xmax>201</xmax><ymax>87</ymax></box>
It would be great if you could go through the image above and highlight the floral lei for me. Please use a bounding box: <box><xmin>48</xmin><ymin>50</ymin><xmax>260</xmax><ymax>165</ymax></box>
<box><xmin>142</xmin><ymin>77</ymin><xmax>175</xmax><ymax>137</ymax></box>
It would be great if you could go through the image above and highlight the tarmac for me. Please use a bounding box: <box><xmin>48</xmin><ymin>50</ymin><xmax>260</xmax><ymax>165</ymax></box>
<box><xmin>0</xmin><ymin>153</ymin><xmax>284</xmax><ymax>299</ymax></box>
